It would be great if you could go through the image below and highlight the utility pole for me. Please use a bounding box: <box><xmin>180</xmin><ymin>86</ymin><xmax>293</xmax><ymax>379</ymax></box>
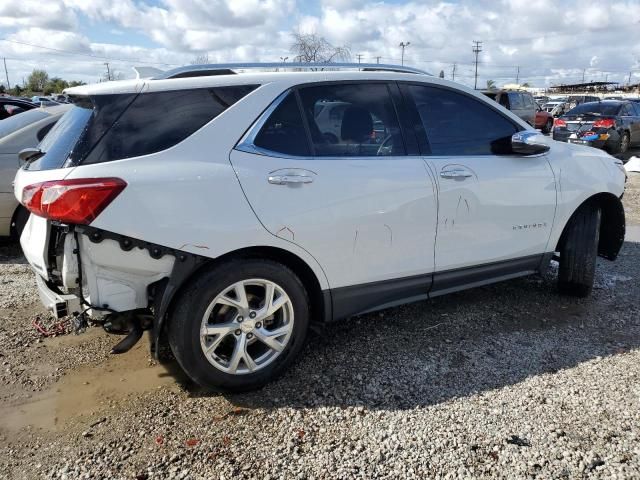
<box><xmin>472</xmin><ymin>40</ymin><xmax>482</xmax><ymax>90</ymax></box>
<box><xmin>451</xmin><ymin>63</ymin><xmax>457</xmax><ymax>81</ymax></box>
<box><xmin>375</xmin><ymin>56</ymin><xmax>382</xmax><ymax>64</ymax></box>
<box><xmin>582</xmin><ymin>68</ymin><xmax>586</xmax><ymax>83</ymax></box>
<box><xmin>356</xmin><ymin>54</ymin><xmax>363</xmax><ymax>64</ymax></box>
<box><xmin>515</xmin><ymin>65</ymin><xmax>520</xmax><ymax>84</ymax></box>
<box><xmin>104</xmin><ymin>62</ymin><xmax>111</xmax><ymax>81</ymax></box>
<box><xmin>399</xmin><ymin>42</ymin><xmax>410</xmax><ymax>66</ymax></box>
<box><xmin>3</xmin><ymin>58</ymin><xmax>9</xmax><ymax>89</ymax></box>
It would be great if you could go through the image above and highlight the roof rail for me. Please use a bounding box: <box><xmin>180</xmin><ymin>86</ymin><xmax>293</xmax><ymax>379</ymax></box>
<box><xmin>154</xmin><ymin>62</ymin><xmax>430</xmax><ymax>80</ymax></box>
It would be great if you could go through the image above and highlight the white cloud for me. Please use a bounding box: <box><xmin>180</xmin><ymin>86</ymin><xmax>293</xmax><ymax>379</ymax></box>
<box><xmin>0</xmin><ymin>0</ymin><xmax>638</xmax><ymax>88</ymax></box>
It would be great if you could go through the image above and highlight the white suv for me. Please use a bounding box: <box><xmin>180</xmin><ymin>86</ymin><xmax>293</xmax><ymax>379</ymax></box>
<box><xmin>14</xmin><ymin>63</ymin><xmax>626</xmax><ymax>391</ymax></box>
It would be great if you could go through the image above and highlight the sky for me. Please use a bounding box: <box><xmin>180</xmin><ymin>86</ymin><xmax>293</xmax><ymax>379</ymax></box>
<box><xmin>0</xmin><ymin>0</ymin><xmax>639</xmax><ymax>89</ymax></box>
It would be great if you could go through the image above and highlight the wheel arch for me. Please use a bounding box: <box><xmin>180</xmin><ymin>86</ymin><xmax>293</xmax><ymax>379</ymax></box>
<box><xmin>9</xmin><ymin>204</ymin><xmax>29</xmax><ymax>240</ymax></box>
<box><xmin>555</xmin><ymin>192</ymin><xmax>625</xmax><ymax>260</ymax></box>
<box><xmin>153</xmin><ymin>245</ymin><xmax>330</xmax><ymax>357</ymax></box>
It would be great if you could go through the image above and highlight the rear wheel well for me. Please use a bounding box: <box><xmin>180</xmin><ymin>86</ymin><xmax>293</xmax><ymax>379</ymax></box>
<box><xmin>556</xmin><ymin>193</ymin><xmax>625</xmax><ymax>260</ymax></box>
<box><xmin>156</xmin><ymin>246</ymin><xmax>327</xmax><ymax>357</ymax></box>
<box><xmin>9</xmin><ymin>205</ymin><xmax>29</xmax><ymax>240</ymax></box>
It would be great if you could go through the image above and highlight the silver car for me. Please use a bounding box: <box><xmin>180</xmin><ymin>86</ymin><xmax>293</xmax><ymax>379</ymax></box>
<box><xmin>0</xmin><ymin>105</ymin><xmax>70</xmax><ymax>238</ymax></box>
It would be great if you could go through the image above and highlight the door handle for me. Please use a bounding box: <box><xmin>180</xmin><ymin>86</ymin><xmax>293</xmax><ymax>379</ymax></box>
<box><xmin>268</xmin><ymin>174</ymin><xmax>314</xmax><ymax>185</ymax></box>
<box><xmin>440</xmin><ymin>169</ymin><xmax>472</xmax><ymax>179</ymax></box>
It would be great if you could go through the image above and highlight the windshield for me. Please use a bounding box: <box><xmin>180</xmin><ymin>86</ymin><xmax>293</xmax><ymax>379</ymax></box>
<box><xmin>23</xmin><ymin>105</ymin><xmax>92</xmax><ymax>171</ymax></box>
<box><xmin>565</xmin><ymin>102</ymin><xmax>622</xmax><ymax>116</ymax></box>
<box><xmin>0</xmin><ymin>109</ymin><xmax>49</xmax><ymax>140</ymax></box>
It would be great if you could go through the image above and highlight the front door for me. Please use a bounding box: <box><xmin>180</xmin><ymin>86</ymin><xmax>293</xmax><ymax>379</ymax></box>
<box><xmin>229</xmin><ymin>83</ymin><xmax>438</xmax><ymax>315</ymax></box>
<box><xmin>399</xmin><ymin>83</ymin><xmax>556</xmax><ymax>281</ymax></box>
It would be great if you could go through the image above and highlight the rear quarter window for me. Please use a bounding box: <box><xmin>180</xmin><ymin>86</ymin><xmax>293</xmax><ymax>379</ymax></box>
<box><xmin>82</xmin><ymin>85</ymin><xmax>258</xmax><ymax>164</ymax></box>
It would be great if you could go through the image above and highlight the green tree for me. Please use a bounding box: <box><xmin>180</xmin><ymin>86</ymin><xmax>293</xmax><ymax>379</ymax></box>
<box><xmin>0</xmin><ymin>84</ymin><xmax>5</xmax><ymax>94</ymax></box>
<box><xmin>68</xmin><ymin>80</ymin><xmax>86</xmax><ymax>88</ymax></box>
<box><xmin>486</xmin><ymin>79</ymin><xmax>496</xmax><ymax>89</ymax></box>
<box><xmin>27</xmin><ymin>69</ymin><xmax>49</xmax><ymax>92</ymax></box>
<box><xmin>11</xmin><ymin>85</ymin><xmax>23</xmax><ymax>96</ymax></box>
<box><xmin>44</xmin><ymin>77</ymin><xmax>70</xmax><ymax>95</ymax></box>
<box><xmin>521</xmin><ymin>82</ymin><xmax>531</xmax><ymax>88</ymax></box>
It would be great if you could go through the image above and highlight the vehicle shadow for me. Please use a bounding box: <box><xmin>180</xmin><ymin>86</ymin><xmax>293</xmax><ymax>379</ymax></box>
<box><xmin>198</xmin><ymin>238</ymin><xmax>639</xmax><ymax>411</ymax></box>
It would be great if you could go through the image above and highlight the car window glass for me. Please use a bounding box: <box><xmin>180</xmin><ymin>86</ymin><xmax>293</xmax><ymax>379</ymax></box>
<box><xmin>508</xmin><ymin>93</ymin><xmax>523</xmax><ymax>109</ymax></box>
<box><xmin>83</xmin><ymin>85</ymin><xmax>258</xmax><ymax>164</ymax></box>
<box><xmin>632</xmin><ymin>103</ymin><xmax>640</xmax><ymax>116</ymax></box>
<box><xmin>621</xmin><ymin>104</ymin><xmax>633</xmax><ymax>116</ymax></box>
<box><xmin>565</xmin><ymin>102</ymin><xmax>622</xmax><ymax>116</ymax></box>
<box><xmin>406</xmin><ymin>85</ymin><xmax>518</xmax><ymax>156</ymax></box>
<box><xmin>298</xmin><ymin>83</ymin><xmax>405</xmax><ymax>157</ymax></box>
<box><xmin>36</xmin><ymin>121</ymin><xmax>56</xmax><ymax>141</ymax></box>
<box><xmin>253</xmin><ymin>92</ymin><xmax>310</xmax><ymax>156</ymax></box>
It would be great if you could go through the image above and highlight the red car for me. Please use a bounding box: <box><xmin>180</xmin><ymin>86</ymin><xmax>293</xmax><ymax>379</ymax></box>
<box><xmin>535</xmin><ymin>103</ymin><xmax>553</xmax><ymax>134</ymax></box>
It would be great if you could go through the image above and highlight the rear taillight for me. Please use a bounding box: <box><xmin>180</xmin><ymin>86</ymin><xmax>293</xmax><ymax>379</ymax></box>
<box><xmin>554</xmin><ymin>118</ymin><xmax>567</xmax><ymax>128</ymax></box>
<box><xmin>22</xmin><ymin>178</ymin><xmax>126</xmax><ymax>225</ymax></box>
<box><xmin>593</xmin><ymin>118</ymin><xmax>615</xmax><ymax>129</ymax></box>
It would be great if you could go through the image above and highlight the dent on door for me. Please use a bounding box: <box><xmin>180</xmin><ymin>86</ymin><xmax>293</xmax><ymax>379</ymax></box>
<box><xmin>437</xmin><ymin>164</ymin><xmax>478</xmax><ymax>230</ymax></box>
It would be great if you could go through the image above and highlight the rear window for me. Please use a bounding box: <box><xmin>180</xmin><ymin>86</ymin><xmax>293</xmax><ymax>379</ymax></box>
<box><xmin>24</xmin><ymin>85</ymin><xmax>258</xmax><ymax>171</ymax></box>
<box><xmin>565</xmin><ymin>102</ymin><xmax>622</xmax><ymax>116</ymax></box>
<box><xmin>0</xmin><ymin>109</ymin><xmax>49</xmax><ymax>139</ymax></box>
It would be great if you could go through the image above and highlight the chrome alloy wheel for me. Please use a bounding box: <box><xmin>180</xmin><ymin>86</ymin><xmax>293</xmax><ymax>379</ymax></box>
<box><xmin>199</xmin><ymin>279</ymin><xmax>294</xmax><ymax>375</ymax></box>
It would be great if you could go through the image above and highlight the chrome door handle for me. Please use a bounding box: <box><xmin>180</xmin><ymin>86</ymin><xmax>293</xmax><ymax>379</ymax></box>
<box><xmin>268</xmin><ymin>174</ymin><xmax>314</xmax><ymax>185</ymax></box>
<box><xmin>440</xmin><ymin>169</ymin><xmax>472</xmax><ymax>179</ymax></box>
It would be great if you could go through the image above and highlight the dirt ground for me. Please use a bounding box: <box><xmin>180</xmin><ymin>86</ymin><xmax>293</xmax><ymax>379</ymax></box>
<box><xmin>0</xmin><ymin>174</ymin><xmax>639</xmax><ymax>479</ymax></box>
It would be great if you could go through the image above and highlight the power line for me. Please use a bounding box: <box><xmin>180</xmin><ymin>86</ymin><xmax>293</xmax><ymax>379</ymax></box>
<box><xmin>0</xmin><ymin>38</ymin><xmax>178</xmax><ymax>66</ymax></box>
<box><xmin>472</xmin><ymin>40</ymin><xmax>482</xmax><ymax>90</ymax></box>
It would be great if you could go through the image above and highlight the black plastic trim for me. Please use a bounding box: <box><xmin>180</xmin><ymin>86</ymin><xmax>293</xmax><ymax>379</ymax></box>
<box><xmin>329</xmin><ymin>253</ymin><xmax>547</xmax><ymax>320</ymax></box>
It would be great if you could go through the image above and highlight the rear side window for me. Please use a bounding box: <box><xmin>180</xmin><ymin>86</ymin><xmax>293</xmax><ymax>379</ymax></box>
<box><xmin>508</xmin><ymin>92</ymin><xmax>524</xmax><ymax>109</ymax></box>
<box><xmin>83</xmin><ymin>85</ymin><xmax>258</xmax><ymax>164</ymax></box>
<box><xmin>405</xmin><ymin>85</ymin><xmax>519</xmax><ymax>156</ymax></box>
<box><xmin>298</xmin><ymin>83</ymin><xmax>405</xmax><ymax>156</ymax></box>
<box><xmin>253</xmin><ymin>92</ymin><xmax>310</xmax><ymax>156</ymax></box>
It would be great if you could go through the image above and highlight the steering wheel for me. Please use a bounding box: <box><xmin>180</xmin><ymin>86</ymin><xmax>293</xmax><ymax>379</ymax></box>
<box><xmin>377</xmin><ymin>135</ymin><xmax>394</xmax><ymax>156</ymax></box>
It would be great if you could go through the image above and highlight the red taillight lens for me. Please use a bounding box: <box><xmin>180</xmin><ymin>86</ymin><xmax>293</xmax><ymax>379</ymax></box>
<box><xmin>593</xmin><ymin>118</ymin><xmax>615</xmax><ymax>129</ymax></box>
<box><xmin>554</xmin><ymin>118</ymin><xmax>567</xmax><ymax>128</ymax></box>
<box><xmin>21</xmin><ymin>178</ymin><xmax>126</xmax><ymax>225</ymax></box>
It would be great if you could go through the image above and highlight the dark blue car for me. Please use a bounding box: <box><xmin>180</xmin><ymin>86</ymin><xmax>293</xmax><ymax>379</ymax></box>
<box><xmin>552</xmin><ymin>100</ymin><xmax>640</xmax><ymax>154</ymax></box>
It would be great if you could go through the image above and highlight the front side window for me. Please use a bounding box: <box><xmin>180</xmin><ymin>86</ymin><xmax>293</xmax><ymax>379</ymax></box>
<box><xmin>298</xmin><ymin>83</ymin><xmax>405</xmax><ymax>156</ymax></box>
<box><xmin>405</xmin><ymin>85</ymin><xmax>519</xmax><ymax>156</ymax></box>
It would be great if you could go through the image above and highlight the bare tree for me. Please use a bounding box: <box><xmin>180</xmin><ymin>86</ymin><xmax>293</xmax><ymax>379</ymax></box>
<box><xmin>191</xmin><ymin>53</ymin><xmax>210</xmax><ymax>65</ymax></box>
<box><xmin>290</xmin><ymin>32</ymin><xmax>350</xmax><ymax>63</ymax></box>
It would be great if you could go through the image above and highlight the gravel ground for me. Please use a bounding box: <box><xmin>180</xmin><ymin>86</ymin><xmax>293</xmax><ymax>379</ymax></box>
<box><xmin>0</xmin><ymin>174</ymin><xmax>639</xmax><ymax>480</ymax></box>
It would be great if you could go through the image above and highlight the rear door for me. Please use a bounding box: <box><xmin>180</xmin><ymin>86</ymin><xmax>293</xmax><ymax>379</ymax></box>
<box><xmin>399</xmin><ymin>83</ymin><xmax>556</xmax><ymax>290</ymax></box>
<box><xmin>621</xmin><ymin>103</ymin><xmax>640</xmax><ymax>143</ymax></box>
<box><xmin>230</xmin><ymin>82</ymin><xmax>438</xmax><ymax>313</ymax></box>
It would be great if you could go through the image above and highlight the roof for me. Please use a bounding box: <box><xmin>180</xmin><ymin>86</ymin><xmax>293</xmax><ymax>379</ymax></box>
<box><xmin>65</xmin><ymin>62</ymin><xmax>432</xmax><ymax>97</ymax></box>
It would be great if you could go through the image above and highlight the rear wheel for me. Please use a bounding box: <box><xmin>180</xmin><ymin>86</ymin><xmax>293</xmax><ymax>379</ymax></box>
<box><xmin>609</xmin><ymin>131</ymin><xmax>629</xmax><ymax>155</ymax></box>
<box><xmin>558</xmin><ymin>203</ymin><xmax>601</xmax><ymax>297</ymax></box>
<box><xmin>542</xmin><ymin>118</ymin><xmax>553</xmax><ymax>134</ymax></box>
<box><xmin>168</xmin><ymin>259</ymin><xmax>309</xmax><ymax>392</ymax></box>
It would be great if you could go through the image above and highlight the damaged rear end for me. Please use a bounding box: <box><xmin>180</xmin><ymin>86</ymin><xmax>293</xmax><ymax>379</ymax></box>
<box><xmin>14</xmin><ymin>90</ymin><xmax>176</xmax><ymax>353</ymax></box>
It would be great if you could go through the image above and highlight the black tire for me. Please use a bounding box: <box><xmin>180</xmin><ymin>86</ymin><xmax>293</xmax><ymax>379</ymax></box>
<box><xmin>609</xmin><ymin>131</ymin><xmax>629</xmax><ymax>155</ymax></box>
<box><xmin>168</xmin><ymin>259</ymin><xmax>309</xmax><ymax>392</ymax></box>
<box><xmin>542</xmin><ymin>118</ymin><xmax>553</xmax><ymax>134</ymax></box>
<box><xmin>558</xmin><ymin>203</ymin><xmax>601</xmax><ymax>297</ymax></box>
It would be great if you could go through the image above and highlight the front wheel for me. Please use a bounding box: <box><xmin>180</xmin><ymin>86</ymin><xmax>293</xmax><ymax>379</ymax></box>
<box><xmin>557</xmin><ymin>204</ymin><xmax>601</xmax><ymax>297</ymax></box>
<box><xmin>168</xmin><ymin>259</ymin><xmax>309</xmax><ymax>392</ymax></box>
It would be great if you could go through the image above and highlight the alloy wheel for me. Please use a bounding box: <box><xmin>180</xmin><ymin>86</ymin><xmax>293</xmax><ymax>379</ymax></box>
<box><xmin>199</xmin><ymin>279</ymin><xmax>294</xmax><ymax>375</ymax></box>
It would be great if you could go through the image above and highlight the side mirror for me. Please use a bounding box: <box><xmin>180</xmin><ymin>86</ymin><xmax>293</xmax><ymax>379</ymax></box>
<box><xmin>511</xmin><ymin>131</ymin><xmax>550</xmax><ymax>156</ymax></box>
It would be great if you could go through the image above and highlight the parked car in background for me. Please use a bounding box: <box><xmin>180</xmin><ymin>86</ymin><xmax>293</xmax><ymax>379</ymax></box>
<box><xmin>0</xmin><ymin>104</ymin><xmax>70</xmax><ymax>238</ymax></box>
<box><xmin>552</xmin><ymin>100</ymin><xmax>640</xmax><ymax>154</ymax></box>
<box><xmin>0</xmin><ymin>98</ymin><xmax>37</xmax><ymax>120</ymax></box>
<box><xmin>482</xmin><ymin>89</ymin><xmax>536</xmax><ymax>125</ymax></box>
<box><xmin>543</xmin><ymin>101</ymin><xmax>567</xmax><ymax>117</ymax></box>
<box><xmin>31</xmin><ymin>96</ymin><xmax>59</xmax><ymax>107</ymax></box>
<box><xmin>535</xmin><ymin>103</ymin><xmax>554</xmax><ymax>133</ymax></box>
<box><xmin>14</xmin><ymin>64</ymin><xmax>625</xmax><ymax>391</ymax></box>
<box><xmin>534</xmin><ymin>95</ymin><xmax>550</xmax><ymax>105</ymax></box>
<box><xmin>564</xmin><ymin>95</ymin><xmax>600</xmax><ymax>111</ymax></box>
